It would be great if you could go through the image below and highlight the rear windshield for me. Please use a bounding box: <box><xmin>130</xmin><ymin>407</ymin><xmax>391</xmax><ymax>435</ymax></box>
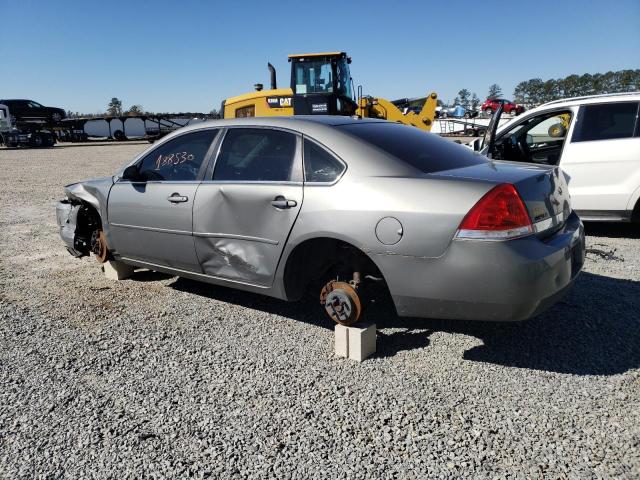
<box><xmin>339</xmin><ymin>122</ymin><xmax>487</xmax><ymax>173</ymax></box>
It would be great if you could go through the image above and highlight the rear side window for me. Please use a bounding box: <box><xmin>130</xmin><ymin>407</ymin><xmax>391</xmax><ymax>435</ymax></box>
<box><xmin>214</xmin><ymin>128</ymin><xmax>297</xmax><ymax>182</ymax></box>
<box><xmin>571</xmin><ymin>102</ymin><xmax>639</xmax><ymax>142</ymax></box>
<box><xmin>339</xmin><ymin>122</ymin><xmax>487</xmax><ymax>173</ymax></box>
<box><xmin>303</xmin><ymin>139</ymin><xmax>345</xmax><ymax>183</ymax></box>
<box><xmin>137</xmin><ymin>129</ymin><xmax>218</xmax><ymax>181</ymax></box>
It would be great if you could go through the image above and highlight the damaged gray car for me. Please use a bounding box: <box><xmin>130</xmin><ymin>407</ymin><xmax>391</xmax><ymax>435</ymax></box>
<box><xmin>56</xmin><ymin>116</ymin><xmax>585</xmax><ymax>325</ymax></box>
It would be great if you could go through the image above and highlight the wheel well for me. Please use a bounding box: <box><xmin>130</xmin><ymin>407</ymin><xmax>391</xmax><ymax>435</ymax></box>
<box><xmin>73</xmin><ymin>202</ymin><xmax>103</xmax><ymax>254</ymax></box>
<box><xmin>283</xmin><ymin>237</ymin><xmax>385</xmax><ymax>301</ymax></box>
<box><xmin>633</xmin><ymin>197</ymin><xmax>640</xmax><ymax>223</ymax></box>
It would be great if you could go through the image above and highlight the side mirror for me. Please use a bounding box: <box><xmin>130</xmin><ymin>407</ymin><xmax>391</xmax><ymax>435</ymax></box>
<box><xmin>122</xmin><ymin>164</ymin><xmax>141</xmax><ymax>181</ymax></box>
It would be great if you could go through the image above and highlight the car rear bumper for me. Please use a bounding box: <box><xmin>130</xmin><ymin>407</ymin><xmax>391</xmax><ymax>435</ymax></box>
<box><xmin>377</xmin><ymin>212</ymin><xmax>585</xmax><ymax>321</ymax></box>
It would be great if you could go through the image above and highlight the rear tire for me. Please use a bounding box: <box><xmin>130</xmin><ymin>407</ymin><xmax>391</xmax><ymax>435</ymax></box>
<box><xmin>29</xmin><ymin>132</ymin><xmax>45</xmax><ymax>148</ymax></box>
<box><xmin>113</xmin><ymin>130</ymin><xmax>127</xmax><ymax>141</ymax></box>
<box><xmin>485</xmin><ymin>108</ymin><xmax>493</xmax><ymax>116</ymax></box>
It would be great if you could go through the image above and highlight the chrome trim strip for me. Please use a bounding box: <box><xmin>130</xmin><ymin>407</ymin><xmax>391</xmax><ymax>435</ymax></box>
<box><xmin>199</xmin><ymin>180</ymin><xmax>304</xmax><ymax>186</ymax></box>
<box><xmin>109</xmin><ymin>223</ymin><xmax>191</xmax><ymax>236</ymax></box>
<box><xmin>110</xmin><ymin>223</ymin><xmax>279</xmax><ymax>244</ymax></box>
<box><xmin>193</xmin><ymin>232</ymin><xmax>278</xmax><ymax>245</ymax></box>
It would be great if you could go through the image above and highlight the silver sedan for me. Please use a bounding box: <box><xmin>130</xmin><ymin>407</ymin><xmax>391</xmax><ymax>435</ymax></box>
<box><xmin>56</xmin><ymin>116</ymin><xmax>585</xmax><ymax>325</ymax></box>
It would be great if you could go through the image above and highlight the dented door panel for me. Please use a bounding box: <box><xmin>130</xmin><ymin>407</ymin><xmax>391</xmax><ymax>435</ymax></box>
<box><xmin>192</xmin><ymin>183</ymin><xmax>303</xmax><ymax>285</ymax></box>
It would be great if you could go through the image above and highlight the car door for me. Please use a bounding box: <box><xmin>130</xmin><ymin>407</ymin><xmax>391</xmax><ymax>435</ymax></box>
<box><xmin>108</xmin><ymin>128</ymin><xmax>219</xmax><ymax>271</ymax></box>
<box><xmin>487</xmin><ymin>108</ymin><xmax>574</xmax><ymax>166</ymax></box>
<box><xmin>192</xmin><ymin>127</ymin><xmax>303</xmax><ymax>286</ymax></box>
<box><xmin>558</xmin><ymin>101</ymin><xmax>640</xmax><ymax>214</ymax></box>
<box><xmin>11</xmin><ymin>100</ymin><xmax>29</xmax><ymax>119</ymax></box>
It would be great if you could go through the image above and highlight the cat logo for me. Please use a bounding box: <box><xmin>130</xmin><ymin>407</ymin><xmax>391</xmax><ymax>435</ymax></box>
<box><xmin>266</xmin><ymin>96</ymin><xmax>292</xmax><ymax>108</ymax></box>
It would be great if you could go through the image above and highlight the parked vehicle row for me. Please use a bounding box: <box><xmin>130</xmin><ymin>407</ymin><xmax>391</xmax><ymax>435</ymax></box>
<box><xmin>0</xmin><ymin>98</ymin><xmax>65</xmax><ymax>148</ymax></box>
<box><xmin>435</xmin><ymin>98</ymin><xmax>525</xmax><ymax>120</ymax></box>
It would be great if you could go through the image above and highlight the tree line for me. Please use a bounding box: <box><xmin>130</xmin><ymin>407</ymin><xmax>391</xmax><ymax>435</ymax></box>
<box><xmin>65</xmin><ymin>98</ymin><xmax>220</xmax><ymax>119</ymax></box>
<box><xmin>513</xmin><ymin>69</ymin><xmax>640</xmax><ymax>107</ymax></box>
<box><xmin>447</xmin><ymin>70</ymin><xmax>639</xmax><ymax>110</ymax></box>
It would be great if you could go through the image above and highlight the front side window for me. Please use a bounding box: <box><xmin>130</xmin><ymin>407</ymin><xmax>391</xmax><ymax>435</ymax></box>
<box><xmin>213</xmin><ymin>128</ymin><xmax>297</xmax><ymax>182</ymax></box>
<box><xmin>303</xmin><ymin>139</ymin><xmax>345</xmax><ymax>183</ymax></box>
<box><xmin>571</xmin><ymin>102</ymin><xmax>639</xmax><ymax>142</ymax></box>
<box><xmin>136</xmin><ymin>129</ymin><xmax>218</xmax><ymax>181</ymax></box>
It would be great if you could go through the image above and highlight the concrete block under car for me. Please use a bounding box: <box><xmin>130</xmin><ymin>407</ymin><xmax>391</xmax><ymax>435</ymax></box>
<box><xmin>335</xmin><ymin>324</ymin><xmax>349</xmax><ymax>357</ymax></box>
<box><xmin>334</xmin><ymin>323</ymin><xmax>377</xmax><ymax>362</ymax></box>
<box><xmin>102</xmin><ymin>260</ymin><xmax>135</xmax><ymax>280</ymax></box>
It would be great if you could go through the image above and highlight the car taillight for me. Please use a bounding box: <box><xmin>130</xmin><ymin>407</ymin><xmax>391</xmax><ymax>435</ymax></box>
<box><xmin>455</xmin><ymin>183</ymin><xmax>533</xmax><ymax>240</ymax></box>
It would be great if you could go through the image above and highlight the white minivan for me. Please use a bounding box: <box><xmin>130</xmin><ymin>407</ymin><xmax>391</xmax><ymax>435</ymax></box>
<box><xmin>478</xmin><ymin>92</ymin><xmax>640</xmax><ymax>222</ymax></box>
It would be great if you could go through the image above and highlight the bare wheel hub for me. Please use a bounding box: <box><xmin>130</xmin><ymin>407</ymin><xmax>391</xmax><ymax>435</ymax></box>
<box><xmin>320</xmin><ymin>280</ymin><xmax>362</xmax><ymax>326</ymax></box>
<box><xmin>91</xmin><ymin>230</ymin><xmax>109</xmax><ymax>263</ymax></box>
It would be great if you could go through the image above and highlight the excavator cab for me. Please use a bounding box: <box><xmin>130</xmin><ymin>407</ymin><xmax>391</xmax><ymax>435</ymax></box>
<box><xmin>288</xmin><ymin>52</ymin><xmax>357</xmax><ymax>116</ymax></box>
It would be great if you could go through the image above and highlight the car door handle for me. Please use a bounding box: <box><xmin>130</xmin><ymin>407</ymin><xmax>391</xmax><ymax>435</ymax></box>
<box><xmin>271</xmin><ymin>196</ymin><xmax>297</xmax><ymax>209</ymax></box>
<box><xmin>167</xmin><ymin>193</ymin><xmax>188</xmax><ymax>203</ymax></box>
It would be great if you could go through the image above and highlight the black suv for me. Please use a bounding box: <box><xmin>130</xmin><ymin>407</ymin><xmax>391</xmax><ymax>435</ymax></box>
<box><xmin>0</xmin><ymin>99</ymin><xmax>66</xmax><ymax>124</ymax></box>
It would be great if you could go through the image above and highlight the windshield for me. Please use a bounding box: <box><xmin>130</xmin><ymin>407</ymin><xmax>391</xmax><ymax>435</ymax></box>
<box><xmin>294</xmin><ymin>60</ymin><xmax>333</xmax><ymax>94</ymax></box>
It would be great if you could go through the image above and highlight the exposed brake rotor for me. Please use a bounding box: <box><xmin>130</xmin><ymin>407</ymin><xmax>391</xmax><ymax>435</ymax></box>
<box><xmin>91</xmin><ymin>230</ymin><xmax>109</xmax><ymax>263</ymax></box>
<box><xmin>320</xmin><ymin>280</ymin><xmax>362</xmax><ymax>326</ymax></box>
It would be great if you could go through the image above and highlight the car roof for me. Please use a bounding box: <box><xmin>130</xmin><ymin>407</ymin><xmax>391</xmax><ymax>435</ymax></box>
<box><xmin>495</xmin><ymin>91</ymin><xmax>640</xmax><ymax>134</ymax></box>
<box><xmin>538</xmin><ymin>91</ymin><xmax>640</xmax><ymax>108</ymax></box>
<box><xmin>167</xmin><ymin>115</ymin><xmax>387</xmax><ymax>137</ymax></box>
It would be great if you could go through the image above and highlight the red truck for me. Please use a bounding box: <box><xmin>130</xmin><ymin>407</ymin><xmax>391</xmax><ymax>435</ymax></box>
<box><xmin>482</xmin><ymin>98</ymin><xmax>525</xmax><ymax>116</ymax></box>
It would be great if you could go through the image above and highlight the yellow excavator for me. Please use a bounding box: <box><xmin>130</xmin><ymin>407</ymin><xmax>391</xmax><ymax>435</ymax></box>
<box><xmin>222</xmin><ymin>51</ymin><xmax>438</xmax><ymax>131</ymax></box>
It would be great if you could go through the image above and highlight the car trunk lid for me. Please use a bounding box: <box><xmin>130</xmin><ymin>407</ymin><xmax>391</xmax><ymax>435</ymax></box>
<box><xmin>432</xmin><ymin>160</ymin><xmax>572</xmax><ymax>236</ymax></box>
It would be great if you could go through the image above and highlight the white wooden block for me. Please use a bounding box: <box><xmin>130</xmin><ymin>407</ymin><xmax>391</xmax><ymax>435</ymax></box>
<box><xmin>102</xmin><ymin>260</ymin><xmax>135</xmax><ymax>280</ymax></box>
<box><xmin>334</xmin><ymin>324</ymin><xmax>349</xmax><ymax>358</ymax></box>
<box><xmin>347</xmin><ymin>323</ymin><xmax>377</xmax><ymax>362</ymax></box>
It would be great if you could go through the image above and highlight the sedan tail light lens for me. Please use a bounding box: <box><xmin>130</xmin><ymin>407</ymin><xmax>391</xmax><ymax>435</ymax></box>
<box><xmin>456</xmin><ymin>183</ymin><xmax>532</xmax><ymax>240</ymax></box>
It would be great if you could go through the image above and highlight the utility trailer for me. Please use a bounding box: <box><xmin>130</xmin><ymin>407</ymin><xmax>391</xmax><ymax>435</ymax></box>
<box><xmin>58</xmin><ymin>115</ymin><xmax>210</xmax><ymax>143</ymax></box>
<box><xmin>0</xmin><ymin>103</ymin><xmax>58</xmax><ymax>148</ymax></box>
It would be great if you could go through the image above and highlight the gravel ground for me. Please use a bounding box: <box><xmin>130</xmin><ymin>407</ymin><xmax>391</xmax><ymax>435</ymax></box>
<box><xmin>0</xmin><ymin>142</ymin><xmax>638</xmax><ymax>479</ymax></box>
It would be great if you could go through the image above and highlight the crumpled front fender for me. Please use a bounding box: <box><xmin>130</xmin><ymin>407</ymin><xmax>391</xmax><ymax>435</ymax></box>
<box><xmin>63</xmin><ymin>176</ymin><xmax>114</xmax><ymax>222</ymax></box>
<box><xmin>56</xmin><ymin>200</ymin><xmax>85</xmax><ymax>257</ymax></box>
